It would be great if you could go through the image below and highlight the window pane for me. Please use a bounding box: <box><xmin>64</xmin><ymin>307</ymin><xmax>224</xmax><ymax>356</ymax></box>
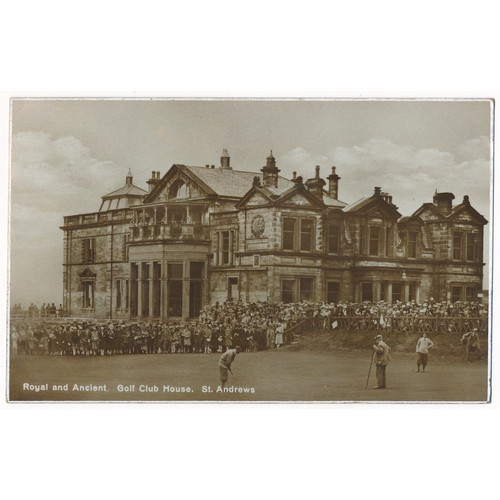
<box><xmin>359</xmin><ymin>226</ymin><xmax>366</xmax><ymax>254</ymax></box>
<box><xmin>408</xmin><ymin>231</ymin><xmax>417</xmax><ymax>258</ymax></box>
<box><xmin>281</xmin><ymin>279</ymin><xmax>295</xmax><ymax>303</ymax></box>
<box><xmin>300</xmin><ymin>219</ymin><xmax>313</xmax><ymax>251</ymax></box>
<box><xmin>167</xmin><ymin>263</ymin><xmax>183</xmax><ymax>279</ymax></box>
<box><xmin>168</xmin><ymin>281</ymin><xmax>183</xmax><ymax>316</ymax></box>
<box><xmin>466</xmin><ymin>233</ymin><xmax>476</xmax><ymax>261</ymax></box>
<box><xmin>453</xmin><ymin>232</ymin><xmax>462</xmax><ymax>260</ymax></box>
<box><xmin>362</xmin><ymin>282</ymin><xmax>373</xmax><ymax>302</ymax></box>
<box><xmin>451</xmin><ymin>286</ymin><xmax>462</xmax><ymax>302</ymax></box>
<box><xmin>465</xmin><ymin>286</ymin><xmax>476</xmax><ymax>302</ymax></box>
<box><xmin>190</xmin><ymin>262</ymin><xmax>204</xmax><ymax>279</ymax></box>
<box><xmin>327</xmin><ymin>282</ymin><xmax>340</xmax><ymax>303</ymax></box>
<box><xmin>222</xmin><ymin>231</ymin><xmax>230</xmax><ymax>264</ymax></box>
<box><xmin>369</xmin><ymin>227</ymin><xmax>380</xmax><ymax>256</ymax></box>
<box><xmin>392</xmin><ymin>283</ymin><xmax>402</xmax><ymax>303</ymax></box>
<box><xmin>328</xmin><ymin>224</ymin><xmax>340</xmax><ymax>254</ymax></box>
<box><xmin>299</xmin><ymin>277</ymin><xmax>313</xmax><ymax>302</ymax></box>
<box><xmin>409</xmin><ymin>283</ymin><xmax>416</xmax><ymax>301</ymax></box>
<box><xmin>283</xmin><ymin>218</ymin><xmax>296</xmax><ymax>250</ymax></box>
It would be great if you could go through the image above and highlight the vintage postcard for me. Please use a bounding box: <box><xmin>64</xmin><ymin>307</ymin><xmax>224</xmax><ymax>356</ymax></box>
<box><xmin>6</xmin><ymin>97</ymin><xmax>493</xmax><ymax>403</ymax></box>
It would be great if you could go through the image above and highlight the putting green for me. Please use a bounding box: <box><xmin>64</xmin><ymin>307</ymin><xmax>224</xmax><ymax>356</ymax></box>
<box><xmin>8</xmin><ymin>349</ymin><xmax>489</xmax><ymax>403</ymax></box>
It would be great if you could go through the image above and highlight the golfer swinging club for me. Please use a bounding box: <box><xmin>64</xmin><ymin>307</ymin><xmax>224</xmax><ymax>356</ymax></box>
<box><xmin>219</xmin><ymin>345</ymin><xmax>241</xmax><ymax>388</ymax></box>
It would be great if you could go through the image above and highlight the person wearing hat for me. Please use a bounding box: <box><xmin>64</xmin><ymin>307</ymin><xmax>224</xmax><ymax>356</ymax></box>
<box><xmin>372</xmin><ymin>334</ymin><xmax>391</xmax><ymax>389</ymax></box>
<box><xmin>461</xmin><ymin>327</ymin><xmax>482</xmax><ymax>363</ymax></box>
<box><xmin>218</xmin><ymin>345</ymin><xmax>241</xmax><ymax>388</ymax></box>
<box><xmin>415</xmin><ymin>333</ymin><xmax>435</xmax><ymax>372</ymax></box>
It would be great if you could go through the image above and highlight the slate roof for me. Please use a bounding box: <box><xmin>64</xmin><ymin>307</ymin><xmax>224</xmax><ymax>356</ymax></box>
<box><xmin>182</xmin><ymin>165</ymin><xmax>296</xmax><ymax>198</ymax></box>
<box><xmin>102</xmin><ymin>184</ymin><xmax>147</xmax><ymax>199</ymax></box>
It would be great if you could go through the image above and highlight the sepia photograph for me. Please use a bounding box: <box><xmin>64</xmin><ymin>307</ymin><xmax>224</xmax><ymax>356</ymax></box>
<box><xmin>7</xmin><ymin>98</ymin><xmax>493</xmax><ymax>403</ymax></box>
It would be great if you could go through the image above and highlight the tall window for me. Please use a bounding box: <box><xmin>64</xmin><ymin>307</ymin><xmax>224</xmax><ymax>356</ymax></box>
<box><xmin>369</xmin><ymin>227</ymin><xmax>380</xmax><ymax>256</ymax></box>
<box><xmin>300</xmin><ymin>219</ymin><xmax>313</xmax><ymax>251</ymax></box>
<box><xmin>153</xmin><ymin>262</ymin><xmax>161</xmax><ymax>317</ymax></box>
<box><xmin>409</xmin><ymin>283</ymin><xmax>417</xmax><ymax>302</ymax></box>
<box><xmin>385</xmin><ymin>227</ymin><xmax>391</xmax><ymax>257</ymax></box>
<box><xmin>83</xmin><ymin>238</ymin><xmax>95</xmax><ymax>263</ymax></box>
<box><xmin>217</xmin><ymin>230</ymin><xmax>235</xmax><ymax>265</ymax></box>
<box><xmin>167</xmin><ymin>263</ymin><xmax>183</xmax><ymax>317</ymax></box>
<box><xmin>130</xmin><ymin>264</ymin><xmax>138</xmax><ymax>316</ymax></box>
<box><xmin>327</xmin><ymin>281</ymin><xmax>340</xmax><ymax>303</ymax></box>
<box><xmin>359</xmin><ymin>226</ymin><xmax>366</xmax><ymax>255</ymax></box>
<box><xmin>408</xmin><ymin>231</ymin><xmax>417</xmax><ymax>258</ymax></box>
<box><xmin>283</xmin><ymin>218</ymin><xmax>296</xmax><ymax>250</ymax></box>
<box><xmin>392</xmin><ymin>283</ymin><xmax>402</xmax><ymax>303</ymax></box>
<box><xmin>466</xmin><ymin>233</ymin><xmax>476</xmax><ymax>261</ymax></box>
<box><xmin>115</xmin><ymin>279</ymin><xmax>122</xmax><ymax>310</ymax></box>
<box><xmin>189</xmin><ymin>262</ymin><xmax>204</xmax><ymax>318</ymax></box>
<box><xmin>299</xmin><ymin>277</ymin><xmax>313</xmax><ymax>302</ymax></box>
<box><xmin>327</xmin><ymin>223</ymin><xmax>340</xmax><ymax>254</ymax></box>
<box><xmin>361</xmin><ymin>282</ymin><xmax>373</xmax><ymax>302</ymax></box>
<box><xmin>221</xmin><ymin>231</ymin><xmax>230</xmax><ymax>264</ymax></box>
<box><xmin>82</xmin><ymin>281</ymin><xmax>94</xmax><ymax>308</ymax></box>
<box><xmin>281</xmin><ymin>279</ymin><xmax>295</xmax><ymax>303</ymax></box>
<box><xmin>141</xmin><ymin>263</ymin><xmax>150</xmax><ymax>317</ymax></box>
<box><xmin>453</xmin><ymin>232</ymin><xmax>463</xmax><ymax>260</ymax></box>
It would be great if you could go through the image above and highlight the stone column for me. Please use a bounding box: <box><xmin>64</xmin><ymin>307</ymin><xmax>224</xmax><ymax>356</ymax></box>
<box><xmin>387</xmin><ymin>282</ymin><xmax>393</xmax><ymax>304</ymax></box>
<box><xmin>149</xmin><ymin>261</ymin><xmax>155</xmax><ymax>318</ymax></box>
<box><xmin>182</xmin><ymin>262</ymin><xmax>190</xmax><ymax>320</ymax></box>
<box><xmin>403</xmin><ymin>282</ymin><xmax>410</xmax><ymax>303</ymax></box>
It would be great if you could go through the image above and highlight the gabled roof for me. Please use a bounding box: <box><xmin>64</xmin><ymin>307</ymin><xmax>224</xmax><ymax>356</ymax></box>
<box><xmin>449</xmin><ymin>201</ymin><xmax>488</xmax><ymax>225</ymax></box>
<box><xmin>412</xmin><ymin>199</ymin><xmax>488</xmax><ymax>225</ymax></box>
<box><xmin>235</xmin><ymin>181</ymin><xmax>348</xmax><ymax>210</ymax></box>
<box><xmin>343</xmin><ymin>195</ymin><xmax>401</xmax><ymax>218</ymax></box>
<box><xmin>145</xmin><ymin>164</ymin><xmax>297</xmax><ymax>203</ymax></box>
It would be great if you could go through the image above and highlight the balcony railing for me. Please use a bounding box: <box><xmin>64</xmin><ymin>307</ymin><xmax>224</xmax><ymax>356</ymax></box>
<box><xmin>129</xmin><ymin>222</ymin><xmax>210</xmax><ymax>242</ymax></box>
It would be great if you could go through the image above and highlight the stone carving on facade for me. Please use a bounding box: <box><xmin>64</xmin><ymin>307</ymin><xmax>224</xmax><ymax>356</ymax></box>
<box><xmin>251</xmin><ymin>214</ymin><xmax>265</xmax><ymax>238</ymax></box>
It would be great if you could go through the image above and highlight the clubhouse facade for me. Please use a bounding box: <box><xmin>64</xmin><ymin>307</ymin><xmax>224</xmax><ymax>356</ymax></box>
<box><xmin>61</xmin><ymin>150</ymin><xmax>488</xmax><ymax>321</ymax></box>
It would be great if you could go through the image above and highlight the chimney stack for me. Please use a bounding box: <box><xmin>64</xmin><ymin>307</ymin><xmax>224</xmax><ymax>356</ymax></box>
<box><xmin>147</xmin><ymin>170</ymin><xmax>161</xmax><ymax>192</ymax></box>
<box><xmin>373</xmin><ymin>187</ymin><xmax>382</xmax><ymax>197</ymax></box>
<box><xmin>327</xmin><ymin>166</ymin><xmax>340</xmax><ymax>200</ymax></box>
<box><xmin>220</xmin><ymin>148</ymin><xmax>231</xmax><ymax>170</ymax></box>
<box><xmin>433</xmin><ymin>192</ymin><xmax>455</xmax><ymax>215</ymax></box>
<box><xmin>305</xmin><ymin>165</ymin><xmax>326</xmax><ymax>200</ymax></box>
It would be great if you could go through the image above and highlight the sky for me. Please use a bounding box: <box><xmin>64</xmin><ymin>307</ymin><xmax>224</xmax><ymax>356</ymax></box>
<box><xmin>8</xmin><ymin>98</ymin><xmax>493</xmax><ymax>307</ymax></box>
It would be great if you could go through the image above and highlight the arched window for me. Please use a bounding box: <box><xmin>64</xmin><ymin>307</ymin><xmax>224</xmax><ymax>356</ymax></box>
<box><xmin>168</xmin><ymin>179</ymin><xmax>190</xmax><ymax>199</ymax></box>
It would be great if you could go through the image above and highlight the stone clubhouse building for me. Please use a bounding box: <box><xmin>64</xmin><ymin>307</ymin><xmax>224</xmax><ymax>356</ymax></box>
<box><xmin>60</xmin><ymin>149</ymin><xmax>488</xmax><ymax>321</ymax></box>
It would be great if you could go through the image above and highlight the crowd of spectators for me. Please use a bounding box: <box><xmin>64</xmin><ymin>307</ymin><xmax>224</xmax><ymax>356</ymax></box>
<box><xmin>310</xmin><ymin>298</ymin><xmax>487</xmax><ymax>332</ymax></box>
<box><xmin>9</xmin><ymin>301</ymin><xmax>311</xmax><ymax>357</ymax></box>
<box><xmin>9</xmin><ymin>298</ymin><xmax>487</xmax><ymax>356</ymax></box>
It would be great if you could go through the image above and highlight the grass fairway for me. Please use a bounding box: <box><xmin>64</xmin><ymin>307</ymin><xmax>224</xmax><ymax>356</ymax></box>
<box><xmin>9</xmin><ymin>349</ymin><xmax>489</xmax><ymax>403</ymax></box>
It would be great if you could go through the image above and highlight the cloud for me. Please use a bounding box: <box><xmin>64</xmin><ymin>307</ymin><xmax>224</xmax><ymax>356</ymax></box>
<box><xmin>9</xmin><ymin>131</ymin><xmax>128</xmax><ymax>306</ymax></box>
<box><xmin>11</xmin><ymin>131</ymin><xmax>125</xmax><ymax>215</ymax></box>
<box><xmin>280</xmin><ymin>137</ymin><xmax>490</xmax><ymax>218</ymax></box>
<box><xmin>457</xmin><ymin>136</ymin><xmax>490</xmax><ymax>161</ymax></box>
